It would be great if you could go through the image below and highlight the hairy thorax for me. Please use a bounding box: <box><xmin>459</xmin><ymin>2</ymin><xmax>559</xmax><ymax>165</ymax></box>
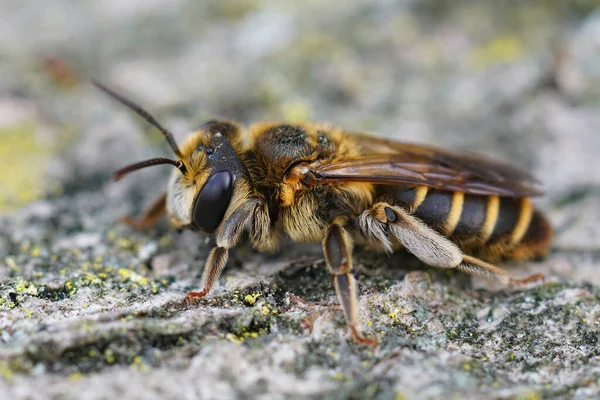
<box><xmin>243</xmin><ymin>122</ymin><xmax>373</xmax><ymax>242</ymax></box>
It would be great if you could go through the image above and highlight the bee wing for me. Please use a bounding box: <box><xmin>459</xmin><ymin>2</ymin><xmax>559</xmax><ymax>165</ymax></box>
<box><xmin>314</xmin><ymin>136</ymin><xmax>543</xmax><ymax>197</ymax></box>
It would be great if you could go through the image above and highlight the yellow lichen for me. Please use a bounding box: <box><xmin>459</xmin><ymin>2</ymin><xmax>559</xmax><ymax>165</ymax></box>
<box><xmin>260</xmin><ymin>303</ymin><xmax>277</xmax><ymax>316</ymax></box>
<box><xmin>118</xmin><ymin>268</ymin><xmax>148</xmax><ymax>286</ymax></box>
<box><xmin>0</xmin><ymin>361</ymin><xmax>14</xmax><ymax>382</ymax></box>
<box><xmin>82</xmin><ymin>272</ymin><xmax>103</xmax><ymax>286</ymax></box>
<box><xmin>516</xmin><ymin>390</ymin><xmax>539</xmax><ymax>400</ymax></box>
<box><xmin>104</xmin><ymin>349</ymin><xmax>116</xmax><ymax>364</ymax></box>
<box><xmin>225</xmin><ymin>331</ymin><xmax>259</xmax><ymax>344</ymax></box>
<box><xmin>131</xmin><ymin>355</ymin><xmax>149</xmax><ymax>372</ymax></box>
<box><xmin>14</xmin><ymin>277</ymin><xmax>38</xmax><ymax>295</ymax></box>
<box><xmin>68</xmin><ymin>372</ymin><xmax>83</xmax><ymax>381</ymax></box>
<box><xmin>244</xmin><ymin>292</ymin><xmax>261</xmax><ymax>305</ymax></box>
<box><xmin>0</xmin><ymin>122</ymin><xmax>52</xmax><ymax>209</ymax></box>
<box><xmin>0</xmin><ymin>297</ymin><xmax>10</xmax><ymax>310</ymax></box>
<box><xmin>332</xmin><ymin>372</ymin><xmax>345</xmax><ymax>381</ymax></box>
<box><xmin>470</xmin><ymin>35</ymin><xmax>525</xmax><ymax>70</ymax></box>
<box><xmin>388</xmin><ymin>308</ymin><xmax>402</xmax><ymax>323</ymax></box>
<box><xmin>116</xmin><ymin>238</ymin><xmax>135</xmax><ymax>250</ymax></box>
<box><xmin>30</xmin><ymin>246</ymin><xmax>41</xmax><ymax>257</ymax></box>
<box><xmin>226</xmin><ymin>333</ymin><xmax>243</xmax><ymax>344</ymax></box>
<box><xmin>65</xmin><ymin>280</ymin><xmax>75</xmax><ymax>295</ymax></box>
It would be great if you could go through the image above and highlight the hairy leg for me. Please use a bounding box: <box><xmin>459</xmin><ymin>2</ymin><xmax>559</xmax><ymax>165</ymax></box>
<box><xmin>185</xmin><ymin>246</ymin><xmax>229</xmax><ymax>303</ymax></box>
<box><xmin>357</xmin><ymin>202</ymin><xmax>543</xmax><ymax>285</ymax></box>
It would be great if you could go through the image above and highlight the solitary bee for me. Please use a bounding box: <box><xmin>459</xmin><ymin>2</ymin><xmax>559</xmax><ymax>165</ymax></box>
<box><xmin>95</xmin><ymin>82</ymin><xmax>552</xmax><ymax>346</ymax></box>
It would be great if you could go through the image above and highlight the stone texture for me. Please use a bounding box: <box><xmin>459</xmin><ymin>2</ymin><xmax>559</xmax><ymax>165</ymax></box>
<box><xmin>1</xmin><ymin>1</ymin><xmax>600</xmax><ymax>399</ymax></box>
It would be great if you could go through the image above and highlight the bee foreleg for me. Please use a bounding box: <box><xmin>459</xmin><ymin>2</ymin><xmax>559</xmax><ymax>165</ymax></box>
<box><xmin>248</xmin><ymin>199</ymin><xmax>278</xmax><ymax>252</ymax></box>
<box><xmin>185</xmin><ymin>246</ymin><xmax>229</xmax><ymax>304</ymax></box>
<box><xmin>120</xmin><ymin>191</ymin><xmax>166</xmax><ymax>230</ymax></box>
<box><xmin>323</xmin><ymin>222</ymin><xmax>377</xmax><ymax>347</ymax></box>
<box><xmin>186</xmin><ymin>199</ymin><xmax>262</xmax><ymax>304</ymax></box>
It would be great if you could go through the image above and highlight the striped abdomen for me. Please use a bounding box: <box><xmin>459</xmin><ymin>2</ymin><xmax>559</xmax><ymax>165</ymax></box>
<box><xmin>383</xmin><ymin>186</ymin><xmax>552</xmax><ymax>261</ymax></box>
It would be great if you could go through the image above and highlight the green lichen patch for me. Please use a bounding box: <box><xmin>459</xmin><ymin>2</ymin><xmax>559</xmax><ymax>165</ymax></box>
<box><xmin>0</xmin><ymin>122</ymin><xmax>53</xmax><ymax>211</ymax></box>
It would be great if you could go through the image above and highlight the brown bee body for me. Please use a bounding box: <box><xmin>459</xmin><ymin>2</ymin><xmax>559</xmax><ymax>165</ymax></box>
<box><xmin>96</xmin><ymin>82</ymin><xmax>552</xmax><ymax>346</ymax></box>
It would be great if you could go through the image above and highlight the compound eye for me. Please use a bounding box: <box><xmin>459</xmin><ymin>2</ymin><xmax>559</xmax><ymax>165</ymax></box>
<box><xmin>192</xmin><ymin>171</ymin><xmax>234</xmax><ymax>232</ymax></box>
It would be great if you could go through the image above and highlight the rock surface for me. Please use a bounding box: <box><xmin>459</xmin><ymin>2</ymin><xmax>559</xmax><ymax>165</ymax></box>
<box><xmin>1</xmin><ymin>1</ymin><xmax>600</xmax><ymax>399</ymax></box>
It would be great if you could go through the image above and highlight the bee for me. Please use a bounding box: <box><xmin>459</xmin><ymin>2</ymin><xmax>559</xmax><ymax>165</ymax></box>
<box><xmin>95</xmin><ymin>81</ymin><xmax>552</xmax><ymax>346</ymax></box>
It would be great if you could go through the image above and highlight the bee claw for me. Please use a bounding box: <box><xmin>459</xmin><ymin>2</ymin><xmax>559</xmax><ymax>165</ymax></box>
<box><xmin>350</xmin><ymin>326</ymin><xmax>378</xmax><ymax>348</ymax></box>
<box><xmin>510</xmin><ymin>273</ymin><xmax>545</xmax><ymax>287</ymax></box>
<box><xmin>185</xmin><ymin>290</ymin><xmax>208</xmax><ymax>306</ymax></box>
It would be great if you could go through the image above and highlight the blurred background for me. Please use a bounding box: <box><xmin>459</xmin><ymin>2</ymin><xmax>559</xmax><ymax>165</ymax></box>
<box><xmin>1</xmin><ymin>0</ymin><xmax>599</xmax><ymax>221</ymax></box>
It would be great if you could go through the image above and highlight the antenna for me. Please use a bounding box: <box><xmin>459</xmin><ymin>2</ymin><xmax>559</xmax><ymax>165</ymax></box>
<box><xmin>113</xmin><ymin>158</ymin><xmax>187</xmax><ymax>181</ymax></box>
<box><xmin>93</xmin><ymin>80</ymin><xmax>183</xmax><ymax>158</ymax></box>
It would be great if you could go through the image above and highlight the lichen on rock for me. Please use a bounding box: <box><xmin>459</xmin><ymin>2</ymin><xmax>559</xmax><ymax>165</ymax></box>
<box><xmin>1</xmin><ymin>1</ymin><xmax>600</xmax><ymax>399</ymax></box>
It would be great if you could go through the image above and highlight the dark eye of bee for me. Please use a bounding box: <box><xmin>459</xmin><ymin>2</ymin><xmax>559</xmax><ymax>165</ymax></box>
<box><xmin>192</xmin><ymin>171</ymin><xmax>234</xmax><ymax>232</ymax></box>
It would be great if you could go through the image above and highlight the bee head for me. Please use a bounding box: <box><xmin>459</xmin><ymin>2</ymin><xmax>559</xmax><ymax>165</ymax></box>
<box><xmin>167</xmin><ymin>121</ymin><xmax>249</xmax><ymax>232</ymax></box>
<box><xmin>95</xmin><ymin>81</ymin><xmax>249</xmax><ymax>233</ymax></box>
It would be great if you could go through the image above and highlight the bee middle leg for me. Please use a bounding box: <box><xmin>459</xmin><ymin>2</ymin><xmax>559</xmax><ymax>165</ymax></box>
<box><xmin>358</xmin><ymin>203</ymin><xmax>541</xmax><ymax>285</ymax></box>
<box><xmin>323</xmin><ymin>221</ymin><xmax>378</xmax><ymax>347</ymax></box>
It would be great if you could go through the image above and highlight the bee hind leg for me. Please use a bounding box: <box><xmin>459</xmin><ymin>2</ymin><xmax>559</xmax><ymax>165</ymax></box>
<box><xmin>358</xmin><ymin>203</ymin><xmax>541</xmax><ymax>286</ymax></box>
<box><xmin>459</xmin><ymin>255</ymin><xmax>544</xmax><ymax>286</ymax></box>
<box><xmin>120</xmin><ymin>191</ymin><xmax>166</xmax><ymax>230</ymax></box>
<box><xmin>323</xmin><ymin>221</ymin><xmax>378</xmax><ymax>347</ymax></box>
